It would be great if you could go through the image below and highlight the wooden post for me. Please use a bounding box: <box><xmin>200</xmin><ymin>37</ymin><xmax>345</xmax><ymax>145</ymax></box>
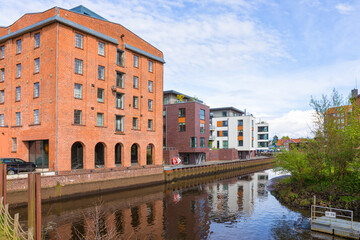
<box><xmin>0</xmin><ymin>164</ymin><xmax>7</xmax><ymax>205</ymax></box>
<box><xmin>28</xmin><ymin>173</ymin><xmax>41</xmax><ymax>240</ymax></box>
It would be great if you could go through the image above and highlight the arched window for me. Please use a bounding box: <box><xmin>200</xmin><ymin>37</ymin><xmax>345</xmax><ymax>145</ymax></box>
<box><xmin>95</xmin><ymin>142</ymin><xmax>105</xmax><ymax>168</ymax></box>
<box><xmin>146</xmin><ymin>144</ymin><xmax>154</xmax><ymax>165</ymax></box>
<box><xmin>115</xmin><ymin>143</ymin><xmax>122</xmax><ymax>166</ymax></box>
<box><xmin>71</xmin><ymin>142</ymin><xmax>84</xmax><ymax>169</ymax></box>
<box><xmin>131</xmin><ymin>144</ymin><xmax>139</xmax><ymax>166</ymax></box>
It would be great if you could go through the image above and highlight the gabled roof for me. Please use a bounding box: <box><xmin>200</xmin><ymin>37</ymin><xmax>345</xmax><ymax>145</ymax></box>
<box><xmin>70</xmin><ymin>5</ymin><xmax>108</xmax><ymax>21</ymax></box>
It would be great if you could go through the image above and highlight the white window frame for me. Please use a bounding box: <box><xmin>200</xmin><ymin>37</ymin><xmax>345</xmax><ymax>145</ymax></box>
<box><xmin>34</xmin><ymin>109</ymin><xmax>39</xmax><ymax>124</ymax></box>
<box><xmin>148</xmin><ymin>60</ymin><xmax>153</xmax><ymax>72</ymax></box>
<box><xmin>74</xmin><ymin>110</ymin><xmax>82</xmax><ymax>125</ymax></box>
<box><xmin>74</xmin><ymin>83</ymin><xmax>82</xmax><ymax>99</ymax></box>
<box><xmin>16</xmin><ymin>87</ymin><xmax>21</xmax><ymax>101</ymax></box>
<box><xmin>133</xmin><ymin>117</ymin><xmax>138</xmax><ymax>129</ymax></box>
<box><xmin>16</xmin><ymin>39</ymin><xmax>21</xmax><ymax>54</ymax></box>
<box><xmin>34</xmin><ymin>82</ymin><xmax>39</xmax><ymax>98</ymax></box>
<box><xmin>16</xmin><ymin>64</ymin><xmax>21</xmax><ymax>78</ymax></box>
<box><xmin>35</xmin><ymin>33</ymin><xmax>40</xmax><ymax>48</ymax></box>
<box><xmin>0</xmin><ymin>46</ymin><xmax>4</xmax><ymax>59</ymax></box>
<box><xmin>97</xmin><ymin>113</ymin><xmax>104</xmax><ymax>126</ymax></box>
<box><xmin>148</xmin><ymin>99</ymin><xmax>153</xmax><ymax>111</ymax></box>
<box><xmin>75</xmin><ymin>33</ymin><xmax>83</xmax><ymax>48</ymax></box>
<box><xmin>75</xmin><ymin>59</ymin><xmax>83</xmax><ymax>74</ymax></box>
<box><xmin>98</xmin><ymin>42</ymin><xmax>105</xmax><ymax>56</ymax></box>
<box><xmin>0</xmin><ymin>90</ymin><xmax>4</xmax><ymax>103</ymax></box>
<box><xmin>148</xmin><ymin>119</ymin><xmax>153</xmax><ymax>130</ymax></box>
<box><xmin>115</xmin><ymin>115</ymin><xmax>124</xmax><ymax>132</ymax></box>
<box><xmin>98</xmin><ymin>65</ymin><xmax>105</xmax><ymax>80</ymax></box>
<box><xmin>133</xmin><ymin>96</ymin><xmax>138</xmax><ymax>109</ymax></box>
<box><xmin>133</xmin><ymin>76</ymin><xmax>138</xmax><ymax>88</ymax></box>
<box><xmin>116</xmin><ymin>49</ymin><xmax>125</xmax><ymax>67</ymax></box>
<box><xmin>148</xmin><ymin>80</ymin><xmax>153</xmax><ymax>92</ymax></box>
<box><xmin>116</xmin><ymin>93</ymin><xmax>124</xmax><ymax>109</ymax></box>
<box><xmin>97</xmin><ymin>88</ymin><xmax>104</xmax><ymax>102</ymax></box>
<box><xmin>0</xmin><ymin>114</ymin><xmax>4</xmax><ymax>127</ymax></box>
<box><xmin>1</xmin><ymin>68</ymin><xmax>4</xmax><ymax>82</ymax></box>
<box><xmin>116</xmin><ymin>71</ymin><xmax>125</xmax><ymax>88</ymax></box>
<box><xmin>34</xmin><ymin>58</ymin><xmax>40</xmax><ymax>73</ymax></box>
<box><xmin>16</xmin><ymin>112</ymin><xmax>21</xmax><ymax>126</ymax></box>
<box><xmin>133</xmin><ymin>55</ymin><xmax>139</xmax><ymax>68</ymax></box>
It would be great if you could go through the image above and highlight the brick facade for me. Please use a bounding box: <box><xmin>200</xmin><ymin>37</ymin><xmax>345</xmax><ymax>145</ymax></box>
<box><xmin>0</xmin><ymin>6</ymin><xmax>164</xmax><ymax>171</ymax></box>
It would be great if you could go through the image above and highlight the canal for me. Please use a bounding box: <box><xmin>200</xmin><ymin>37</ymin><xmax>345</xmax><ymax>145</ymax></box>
<box><xmin>13</xmin><ymin>166</ymin><xmax>346</xmax><ymax>239</ymax></box>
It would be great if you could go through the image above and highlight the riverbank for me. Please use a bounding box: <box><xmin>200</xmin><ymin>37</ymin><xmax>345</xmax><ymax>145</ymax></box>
<box><xmin>7</xmin><ymin>157</ymin><xmax>275</xmax><ymax>206</ymax></box>
<box><xmin>269</xmin><ymin>175</ymin><xmax>360</xmax><ymax>217</ymax></box>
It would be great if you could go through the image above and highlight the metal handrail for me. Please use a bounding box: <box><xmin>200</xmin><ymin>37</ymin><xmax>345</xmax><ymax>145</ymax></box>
<box><xmin>311</xmin><ymin>205</ymin><xmax>354</xmax><ymax>230</ymax></box>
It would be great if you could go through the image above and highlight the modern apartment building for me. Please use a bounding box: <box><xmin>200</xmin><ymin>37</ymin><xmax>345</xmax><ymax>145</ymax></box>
<box><xmin>210</xmin><ymin>107</ymin><xmax>269</xmax><ymax>159</ymax></box>
<box><xmin>163</xmin><ymin>90</ymin><xmax>210</xmax><ymax>164</ymax></box>
<box><xmin>0</xmin><ymin>6</ymin><xmax>164</xmax><ymax>171</ymax></box>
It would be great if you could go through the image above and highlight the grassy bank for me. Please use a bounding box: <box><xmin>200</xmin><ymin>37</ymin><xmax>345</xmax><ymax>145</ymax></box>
<box><xmin>271</xmin><ymin>175</ymin><xmax>360</xmax><ymax>217</ymax></box>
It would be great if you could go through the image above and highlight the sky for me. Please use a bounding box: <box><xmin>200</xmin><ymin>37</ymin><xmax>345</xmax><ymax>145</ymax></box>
<box><xmin>1</xmin><ymin>0</ymin><xmax>359</xmax><ymax>139</ymax></box>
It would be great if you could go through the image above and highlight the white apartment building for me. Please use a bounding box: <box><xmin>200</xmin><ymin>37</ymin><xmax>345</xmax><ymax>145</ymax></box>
<box><xmin>210</xmin><ymin>107</ymin><xmax>269</xmax><ymax>159</ymax></box>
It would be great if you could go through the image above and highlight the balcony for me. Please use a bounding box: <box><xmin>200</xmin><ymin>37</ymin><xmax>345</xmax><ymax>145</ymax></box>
<box><xmin>209</xmin><ymin>125</ymin><xmax>216</xmax><ymax>130</ymax></box>
<box><xmin>209</xmin><ymin>136</ymin><xmax>215</xmax><ymax>140</ymax></box>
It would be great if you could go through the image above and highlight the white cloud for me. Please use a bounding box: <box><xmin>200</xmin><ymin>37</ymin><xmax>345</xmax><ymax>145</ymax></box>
<box><xmin>268</xmin><ymin>110</ymin><xmax>315</xmax><ymax>138</ymax></box>
<box><xmin>335</xmin><ymin>3</ymin><xmax>354</xmax><ymax>14</ymax></box>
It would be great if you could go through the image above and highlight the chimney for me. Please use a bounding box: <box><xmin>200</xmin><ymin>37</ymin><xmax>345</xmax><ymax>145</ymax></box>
<box><xmin>351</xmin><ymin>89</ymin><xmax>358</xmax><ymax>98</ymax></box>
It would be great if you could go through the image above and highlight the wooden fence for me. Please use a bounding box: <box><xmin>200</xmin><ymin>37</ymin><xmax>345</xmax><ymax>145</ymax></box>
<box><xmin>0</xmin><ymin>197</ymin><xmax>33</xmax><ymax>239</ymax></box>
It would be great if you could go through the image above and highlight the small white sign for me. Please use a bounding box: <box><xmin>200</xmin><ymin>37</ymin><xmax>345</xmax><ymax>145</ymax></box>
<box><xmin>325</xmin><ymin>211</ymin><xmax>336</xmax><ymax>218</ymax></box>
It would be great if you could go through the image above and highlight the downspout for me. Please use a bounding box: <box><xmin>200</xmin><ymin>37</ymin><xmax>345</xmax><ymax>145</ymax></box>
<box><xmin>55</xmin><ymin>9</ymin><xmax>59</xmax><ymax>174</ymax></box>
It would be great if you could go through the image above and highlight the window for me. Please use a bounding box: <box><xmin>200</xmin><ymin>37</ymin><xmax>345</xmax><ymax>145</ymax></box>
<box><xmin>34</xmin><ymin>58</ymin><xmax>40</xmax><ymax>73</ymax></box>
<box><xmin>0</xmin><ymin>46</ymin><xmax>4</xmax><ymax>59</ymax></box>
<box><xmin>34</xmin><ymin>82</ymin><xmax>39</xmax><ymax>98</ymax></box>
<box><xmin>98</xmin><ymin>66</ymin><xmax>105</xmax><ymax>80</ymax></box>
<box><xmin>148</xmin><ymin>119</ymin><xmax>153</xmax><ymax>130</ymax></box>
<box><xmin>0</xmin><ymin>114</ymin><xmax>4</xmax><ymax>127</ymax></box>
<box><xmin>222</xmin><ymin>111</ymin><xmax>227</xmax><ymax>117</ymax></box>
<box><xmin>0</xmin><ymin>90</ymin><xmax>4</xmax><ymax>103</ymax></box>
<box><xmin>238</xmin><ymin>120</ymin><xmax>243</xmax><ymax>126</ymax></box>
<box><xmin>178</xmin><ymin>108</ymin><xmax>186</xmax><ymax>117</ymax></box>
<box><xmin>115</xmin><ymin>115</ymin><xmax>124</xmax><ymax>132</ymax></box>
<box><xmin>12</xmin><ymin>138</ymin><xmax>17</xmax><ymax>152</ymax></box>
<box><xmin>97</xmin><ymin>88</ymin><xmax>104</xmax><ymax>102</ymax></box>
<box><xmin>75</xmin><ymin>33</ymin><xmax>83</xmax><ymax>48</ymax></box>
<box><xmin>223</xmin><ymin>140</ymin><xmax>228</xmax><ymax>149</ymax></box>
<box><xmin>116</xmin><ymin>71</ymin><xmax>125</xmax><ymax>88</ymax></box>
<box><xmin>115</xmin><ymin>93</ymin><xmax>124</xmax><ymax>109</ymax></box>
<box><xmin>133</xmin><ymin>117</ymin><xmax>138</xmax><ymax>129</ymax></box>
<box><xmin>217</xmin><ymin>131</ymin><xmax>221</xmax><ymax>137</ymax></box>
<box><xmin>116</xmin><ymin>49</ymin><xmax>125</xmax><ymax>66</ymax></box>
<box><xmin>75</xmin><ymin>59</ymin><xmax>83</xmax><ymax>74</ymax></box>
<box><xmin>200</xmin><ymin>123</ymin><xmax>205</xmax><ymax>133</ymax></box>
<box><xmin>16</xmin><ymin>64</ymin><xmax>21</xmax><ymax>78</ymax></box>
<box><xmin>223</xmin><ymin>130</ymin><xmax>228</xmax><ymax>137</ymax></box>
<box><xmin>148</xmin><ymin>60</ymin><xmax>153</xmax><ymax>72</ymax></box>
<box><xmin>148</xmin><ymin>99</ymin><xmax>153</xmax><ymax>111</ymax></box>
<box><xmin>97</xmin><ymin>113</ymin><xmax>104</xmax><ymax>126</ymax></box>
<box><xmin>238</xmin><ymin>130</ymin><xmax>243</xmax><ymax>136</ymax></box>
<box><xmin>16</xmin><ymin>39</ymin><xmax>21</xmax><ymax>54</ymax></box>
<box><xmin>200</xmin><ymin>109</ymin><xmax>205</xmax><ymax>120</ymax></box>
<box><xmin>148</xmin><ymin>80</ymin><xmax>153</xmax><ymax>92</ymax></box>
<box><xmin>133</xmin><ymin>55</ymin><xmax>139</xmax><ymax>67</ymax></box>
<box><xmin>200</xmin><ymin>137</ymin><xmax>205</xmax><ymax>148</ymax></box>
<box><xmin>238</xmin><ymin>140</ymin><xmax>243</xmax><ymax>146</ymax></box>
<box><xmin>74</xmin><ymin>83</ymin><xmax>82</xmax><ymax>99</ymax></box>
<box><xmin>222</xmin><ymin>120</ymin><xmax>228</xmax><ymax>126</ymax></box>
<box><xmin>98</xmin><ymin>42</ymin><xmax>105</xmax><ymax>56</ymax></box>
<box><xmin>16</xmin><ymin>87</ymin><xmax>21</xmax><ymax>101</ymax></box>
<box><xmin>16</xmin><ymin>112</ymin><xmax>21</xmax><ymax>126</ymax></box>
<box><xmin>74</xmin><ymin>110</ymin><xmax>82</xmax><ymax>124</ymax></box>
<box><xmin>133</xmin><ymin>96</ymin><xmax>138</xmax><ymax>108</ymax></box>
<box><xmin>179</xmin><ymin>122</ymin><xmax>186</xmax><ymax>132</ymax></box>
<box><xmin>252</xmin><ymin>120</ymin><xmax>254</xmax><ymax>127</ymax></box>
<box><xmin>34</xmin><ymin>109</ymin><xmax>39</xmax><ymax>124</ymax></box>
<box><xmin>1</xmin><ymin>69</ymin><xmax>4</xmax><ymax>82</ymax></box>
<box><xmin>190</xmin><ymin>137</ymin><xmax>197</xmax><ymax>148</ymax></box>
<box><xmin>133</xmin><ymin>76</ymin><xmax>138</xmax><ymax>88</ymax></box>
<box><xmin>35</xmin><ymin>33</ymin><xmax>40</xmax><ymax>48</ymax></box>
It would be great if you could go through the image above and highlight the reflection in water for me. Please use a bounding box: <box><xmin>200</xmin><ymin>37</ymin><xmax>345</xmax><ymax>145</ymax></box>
<box><xmin>12</xmin><ymin>166</ymin><xmax>342</xmax><ymax>240</ymax></box>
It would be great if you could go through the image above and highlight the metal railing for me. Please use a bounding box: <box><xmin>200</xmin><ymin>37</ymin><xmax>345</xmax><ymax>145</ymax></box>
<box><xmin>0</xmin><ymin>197</ymin><xmax>33</xmax><ymax>239</ymax></box>
<box><xmin>311</xmin><ymin>205</ymin><xmax>354</xmax><ymax>230</ymax></box>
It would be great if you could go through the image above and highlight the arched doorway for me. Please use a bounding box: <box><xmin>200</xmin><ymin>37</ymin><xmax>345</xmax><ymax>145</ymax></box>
<box><xmin>95</xmin><ymin>142</ymin><xmax>105</xmax><ymax>168</ymax></box>
<box><xmin>146</xmin><ymin>144</ymin><xmax>154</xmax><ymax>165</ymax></box>
<box><xmin>71</xmin><ymin>142</ymin><xmax>84</xmax><ymax>169</ymax></box>
<box><xmin>131</xmin><ymin>144</ymin><xmax>139</xmax><ymax>166</ymax></box>
<box><xmin>115</xmin><ymin>143</ymin><xmax>122</xmax><ymax>166</ymax></box>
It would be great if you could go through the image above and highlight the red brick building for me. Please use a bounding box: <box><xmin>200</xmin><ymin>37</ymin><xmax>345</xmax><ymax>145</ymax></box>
<box><xmin>0</xmin><ymin>6</ymin><xmax>164</xmax><ymax>171</ymax></box>
<box><xmin>163</xmin><ymin>90</ymin><xmax>210</xmax><ymax>164</ymax></box>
